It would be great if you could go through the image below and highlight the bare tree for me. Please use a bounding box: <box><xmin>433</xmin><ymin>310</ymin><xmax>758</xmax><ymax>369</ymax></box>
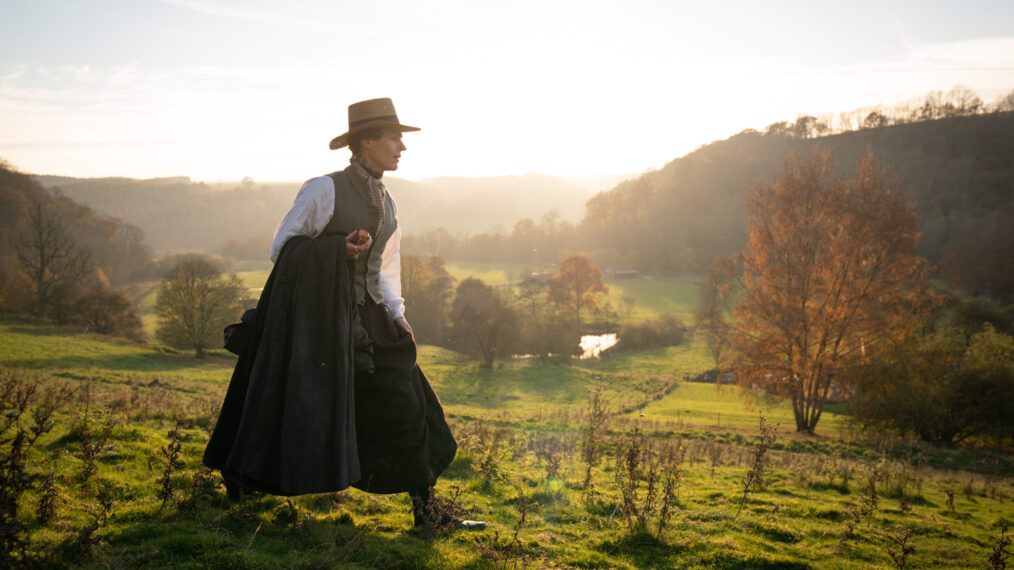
<box><xmin>993</xmin><ymin>89</ymin><xmax>1014</xmax><ymax>113</ymax></box>
<box><xmin>12</xmin><ymin>200</ymin><xmax>92</xmax><ymax>320</ymax></box>
<box><xmin>946</xmin><ymin>85</ymin><xmax>983</xmax><ymax>116</ymax></box>
<box><xmin>694</xmin><ymin>260</ymin><xmax>733</xmax><ymax>371</ymax></box>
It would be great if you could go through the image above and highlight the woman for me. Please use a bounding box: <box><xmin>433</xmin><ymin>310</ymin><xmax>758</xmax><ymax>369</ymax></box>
<box><xmin>203</xmin><ymin>98</ymin><xmax>463</xmax><ymax>529</ymax></box>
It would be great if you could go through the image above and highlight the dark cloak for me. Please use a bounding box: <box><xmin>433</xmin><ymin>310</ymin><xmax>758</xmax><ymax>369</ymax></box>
<box><xmin>352</xmin><ymin>301</ymin><xmax>456</xmax><ymax>494</ymax></box>
<box><xmin>203</xmin><ymin>234</ymin><xmax>456</xmax><ymax>496</ymax></box>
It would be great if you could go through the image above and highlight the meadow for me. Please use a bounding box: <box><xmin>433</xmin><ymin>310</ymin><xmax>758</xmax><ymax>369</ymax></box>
<box><xmin>1</xmin><ymin>312</ymin><xmax>1012</xmax><ymax>569</ymax></box>
<box><xmin>135</xmin><ymin>260</ymin><xmax>699</xmax><ymax>341</ymax></box>
<box><xmin>1</xmin><ymin>262</ymin><xmax>1010</xmax><ymax>568</ymax></box>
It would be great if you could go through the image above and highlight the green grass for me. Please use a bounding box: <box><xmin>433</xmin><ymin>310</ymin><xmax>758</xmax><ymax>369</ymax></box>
<box><xmin>444</xmin><ymin>261</ymin><xmax>528</xmax><ymax>285</ymax></box>
<box><xmin>5</xmin><ymin>318</ymin><xmax>1011</xmax><ymax>568</ymax></box>
<box><xmin>603</xmin><ymin>275</ymin><xmax>703</xmax><ymax>322</ymax></box>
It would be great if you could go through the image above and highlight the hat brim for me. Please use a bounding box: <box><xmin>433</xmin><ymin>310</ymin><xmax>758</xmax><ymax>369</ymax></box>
<box><xmin>329</xmin><ymin>120</ymin><xmax>421</xmax><ymax>150</ymax></box>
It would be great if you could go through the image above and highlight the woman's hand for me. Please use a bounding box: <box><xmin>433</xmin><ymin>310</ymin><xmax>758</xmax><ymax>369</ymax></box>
<box><xmin>394</xmin><ymin>317</ymin><xmax>413</xmax><ymax>336</ymax></box>
<box><xmin>344</xmin><ymin>230</ymin><xmax>372</xmax><ymax>261</ymax></box>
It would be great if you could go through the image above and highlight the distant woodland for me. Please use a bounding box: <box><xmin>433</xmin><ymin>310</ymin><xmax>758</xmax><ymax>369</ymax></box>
<box><xmin>32</xmin><ymin>173</ymin><xmax>594</xmax><ymax>256</ymax></box>
<box><xmin>580</xmin><ymin>110</ymin><xmax>1014</xmax><ymax>273</ymax></box>
<box><xmin>0</xmin><ymin>164</ymin><xmax>155</xmax><ymax>332</ymax></box>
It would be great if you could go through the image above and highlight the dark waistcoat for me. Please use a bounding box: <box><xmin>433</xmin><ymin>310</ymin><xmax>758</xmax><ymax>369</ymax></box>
<box><xmin>323</xmin><ymin>165</ymin><xmax>398</xmax><ymax>306</ymax></box>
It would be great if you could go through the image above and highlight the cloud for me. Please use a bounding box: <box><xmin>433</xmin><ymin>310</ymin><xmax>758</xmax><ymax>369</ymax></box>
<box><xmin>907</xmin><ymin>36</ymin><xmax>1014</xmax><ymax>70</ymax></box>
<box><xmin>157</xmin><ymin>0</ymin><xmax>331</xmax><ymax>32</ymax></box>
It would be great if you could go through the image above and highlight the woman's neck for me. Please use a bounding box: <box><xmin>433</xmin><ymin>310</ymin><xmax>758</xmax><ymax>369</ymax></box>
<box><xmin>354</xmin><ymin>154</ymin><xmax>383</xmax><ymax>179</ymax></box>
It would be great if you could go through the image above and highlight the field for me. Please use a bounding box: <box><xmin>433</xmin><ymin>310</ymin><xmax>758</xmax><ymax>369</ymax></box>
<box><xmin>1</xmin><ymin>314</ymin><xmax>1012</xmax><ymax>569</ymax></box>
<box><xmin>135</xmin><ymin>260</ymin><xmax>698</xmax><ymax>342</ymax></box>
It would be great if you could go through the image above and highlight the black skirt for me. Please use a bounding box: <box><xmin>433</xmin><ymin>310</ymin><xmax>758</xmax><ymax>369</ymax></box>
<box><xmin>351</xmin><ymin>300</ymin><xmax>457</xmax><ymax>494</ymax></box>
<box><xmin>203</xmin><ymin>235</ymin><xmax>455</xmax><ymax>496</ymax></box>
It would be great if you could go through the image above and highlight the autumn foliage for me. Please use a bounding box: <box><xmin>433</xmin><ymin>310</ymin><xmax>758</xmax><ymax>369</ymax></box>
<box><xmin>549</xmin><ymin>255</ymin><xmax>608</xmax><ymax>326</ymax></box>
<box><xmin>726</xmin><ymin>151</ymin><xmax>936</xmax><ymax>434</ymax></box>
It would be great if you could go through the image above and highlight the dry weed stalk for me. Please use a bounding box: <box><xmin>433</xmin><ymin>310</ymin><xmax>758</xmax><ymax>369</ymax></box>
<box><xmin>0</xmin><ymin>368</ymin><xmax>65</xmax><ymax>564</ymax></box>
<box><xmin>581</xmin><ymin>388</ymin><xmax>609</xmax><ymax>490</ymax></box>
<box><xmin>885</xmin><ymin>527</ymin><xmax>915</xmax><ymax>569</ymax></box>
<box><xmin>36</xmin><ymin>465</ymin><xmax>59</xmax><ymax>524</ymax></box>
<box><xmin>733</xmin><ymin>413</ymin><xmax>777</xmax><ymax>520</ymax></box>
<box><xmin>990</xmin><ymin>519</ymin><xmax>1010</xmax><ymax>570</ymax></box>
<box><xmin>614</xmin><ymin>428</ymin><xmax>686</xmax><ymax>537</ymax></box>
<box><xmin>156</xmin><ymin>419</ymin><xmax>185</xmax><ymax>511</ymax></box>
<box><xmin>480</xmin><ymin>494</ymin><xmax>536</xmax><ymax>568</ymax></box>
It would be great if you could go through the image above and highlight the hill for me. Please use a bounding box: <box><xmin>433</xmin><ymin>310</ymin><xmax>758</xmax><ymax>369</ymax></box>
<box><xmin>32</xmin><ymin>172</ymin><xmax>600</xmax><ymax>256</ymax></box>
<box><xmin>579</xmin><ymin>112</ymin><xmax>1014</xmax><ymax>274</ymax></box>
<box><xmin>0</xmin><ymin>163</ymin><xmax>156</xmax><ymax>319</ymax></box>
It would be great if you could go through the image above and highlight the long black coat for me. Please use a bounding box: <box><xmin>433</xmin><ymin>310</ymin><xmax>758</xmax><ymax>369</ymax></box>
<box><xmin>203</xmin><ymin>235</ymin><xmax>359</xmax><ymax>494</ymax></box>
<box><xmin>203</xmin><ymin>234</ymin><xmax>456</xmax><ymax>495</ymax></box>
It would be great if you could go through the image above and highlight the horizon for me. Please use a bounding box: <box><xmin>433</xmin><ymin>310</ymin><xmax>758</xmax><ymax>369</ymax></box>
<box><xmin>2</xmin><ymin>1</ymin><xmax>1014</xmax><ymax>181</ymax></box>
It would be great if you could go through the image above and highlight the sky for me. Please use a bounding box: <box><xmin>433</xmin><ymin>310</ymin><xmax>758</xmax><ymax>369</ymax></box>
<box><xmin>1</xmin><ymin>0</ymin><xmax>1013</xmax><ymax>182</ymax></box>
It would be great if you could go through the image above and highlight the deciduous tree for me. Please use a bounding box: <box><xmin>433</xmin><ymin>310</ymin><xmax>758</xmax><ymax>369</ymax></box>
<box><xmin>12</xmin><ymin>200</ymin><xmax>93</xmax><ymax>320</ymax></box>
<box><xmin>72</xmin><ymin>287</ymin><xmax>143</xmax><ymax>340</ymax></box>
<box><xmin>401</xmin><ymin>254</ymin><xmax>456</xmax><ymax>344</ymax></box>
<box><xmin>516</xmin><ymin>277</ymin><xmax>578</xmax><ymax>360</ymax></box>
<box><xmin>695</xmin><ymin>259</ymin><xmax>734</xmax><ymax>370</ymax></box>
<box><xmin>549</xmin><ymin>255</ymin><xmax>608</xmax><ymax>326</ymax></box>
<box><xmin>727</xmin><ymin>151</ymin><xmax>935</xmax><ymax>433</ymax></box>
<box><xmin>448</xmin><ymin>278</ymin><xmax>520</xmax><ymax>366</ymax></box>
<box><xmin>155</xmin><ymin>259</ymin><xmax>243</xmax><ymax>357</ymax></box>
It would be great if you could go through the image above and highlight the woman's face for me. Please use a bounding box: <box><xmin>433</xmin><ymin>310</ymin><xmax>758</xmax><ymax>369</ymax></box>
<box><xmin>361</xmin><ymin>129</ymin><xmax>406</xmax><ymax>172</ymax></box>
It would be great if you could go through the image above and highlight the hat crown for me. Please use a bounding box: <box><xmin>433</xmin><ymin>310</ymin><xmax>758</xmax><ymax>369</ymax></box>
<box><xmin>348</xmin><ymin>98</ymin><xmax>399</xmax><ymax>126</ymax></box>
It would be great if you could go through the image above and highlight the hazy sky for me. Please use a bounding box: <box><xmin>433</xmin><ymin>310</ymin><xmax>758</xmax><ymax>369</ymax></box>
<box><xmin>1</xmin><ymin>0</ymin><xmax>1013</xmax><ymax>181</ymax></box>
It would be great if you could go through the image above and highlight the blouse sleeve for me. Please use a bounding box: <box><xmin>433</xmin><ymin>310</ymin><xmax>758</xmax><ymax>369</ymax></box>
<box><xmin>269</xmin><ymin>176</ymin><xmax>335</xmax><ymax>262</ymax></box>
<box><xmin>380</xmin><ymin>196</ymin><xmax>405</xmax><ymax>320</ymax></box>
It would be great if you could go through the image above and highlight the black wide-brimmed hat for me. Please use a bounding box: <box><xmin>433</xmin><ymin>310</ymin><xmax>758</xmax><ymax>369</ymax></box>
<box><xmin>329</xmin><ymin>98</ymin><xmax>420</xmax><ymax>150</ymax></box>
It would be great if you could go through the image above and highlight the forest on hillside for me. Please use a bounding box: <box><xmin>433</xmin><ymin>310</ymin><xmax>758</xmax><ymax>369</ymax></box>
<box><xmin>33</xmin><ymin>173</ymin><xmax>593</xmax><ymax>255</ymax></box>
<box><xmin>402</xmin><ymin>108</ymin><xmax>1014</xmax><ymax>301</ymax></box>
<box><xmin>580</xmin><ymin>110</ymin><xmax>1014</xmax><ymax>272</ymax></box>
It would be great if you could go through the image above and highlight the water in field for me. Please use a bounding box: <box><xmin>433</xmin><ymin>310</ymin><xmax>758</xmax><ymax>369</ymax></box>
<box><xmin>579</xmin><ymin>333</ymin><xmax>618</xmax><ymax>359</ymax></box>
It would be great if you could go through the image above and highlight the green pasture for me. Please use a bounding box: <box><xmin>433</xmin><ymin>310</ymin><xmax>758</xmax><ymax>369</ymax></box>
<box><xmin>444</xmin><ymin>261</ymin><xmax>528</xmax><ymax>286</ymax></box>
<box><xmin>1</xmin><ymin>317</ymin><xmax>1013</xmax><ymax>568</ymax></box>
<box><xmin>636</xmin><ymin>381</ymin><xmax>849</xmax><ymax>435</ymax></box>
<box><xmin>603</xmin><ymin>275</ymin><xmax>703</xmax><ymax>322</ymax></box>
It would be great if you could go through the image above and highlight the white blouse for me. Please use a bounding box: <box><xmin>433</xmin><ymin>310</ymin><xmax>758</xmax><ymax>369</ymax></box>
<box><xmin>269</xmin><ymin>175</ymin><xmax>405</xmax><ymax>320</ymax></box>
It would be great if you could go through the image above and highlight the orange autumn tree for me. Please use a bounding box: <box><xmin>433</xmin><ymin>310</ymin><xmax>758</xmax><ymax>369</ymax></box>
<box><xmin>726</xmin><ymin>151</ymin><xmax>935</xmax><ymax>434</ymax></box>
<box><xmin>550</xmin><ymin>254</ymin><xmax>608</xmax><ymax>326</ymax></box>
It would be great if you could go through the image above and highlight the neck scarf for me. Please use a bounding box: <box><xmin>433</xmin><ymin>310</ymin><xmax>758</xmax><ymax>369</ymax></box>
<box><xmin>351</xmin><ymin>155</ymin><xmax>386</xmax><ymax>227</ymax></box>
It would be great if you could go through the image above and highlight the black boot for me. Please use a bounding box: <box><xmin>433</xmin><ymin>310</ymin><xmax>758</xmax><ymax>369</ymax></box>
<box><xmin>223</xmin><ymin>474</ymin><xmax>249</xmax><ymax>502</ymax></box>
<box><xmin>410</xmin><ymin>488</ymin><xmax>438</xmax><ymax>527</ymax></box>
<box><xmin>410</xmin><ymin>487</ymin><xmax>486</xmax><ymax>530</ymax></box>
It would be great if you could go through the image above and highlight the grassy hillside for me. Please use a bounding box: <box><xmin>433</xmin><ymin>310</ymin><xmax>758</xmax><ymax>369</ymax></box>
<box><xmin>1</xmin><ymin>318</ymin><xmax>1011</xmax><ymax>568</ymax></box>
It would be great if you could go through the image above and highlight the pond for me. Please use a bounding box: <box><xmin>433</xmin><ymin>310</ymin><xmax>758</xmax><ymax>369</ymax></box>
<box><xmin>579</xmin><ymin>333</ymin><xmax>618</xmax><ymax>359</ymax></box>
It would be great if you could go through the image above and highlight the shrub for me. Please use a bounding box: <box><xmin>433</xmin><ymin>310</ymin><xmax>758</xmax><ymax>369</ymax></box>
<box><xmin>71</xmin><ymin>287</ymin><xmax>144</xmax><ymax>340</ymax></box>
<box><xmin>848</xmin><ymin>326</ymin><xmax>1014</xmax><ymax>445</ymax></box>
<box><xmin>609</xmin><ymin>313</ymin><xmax>688</xmax><ymax>353</ymax></box>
